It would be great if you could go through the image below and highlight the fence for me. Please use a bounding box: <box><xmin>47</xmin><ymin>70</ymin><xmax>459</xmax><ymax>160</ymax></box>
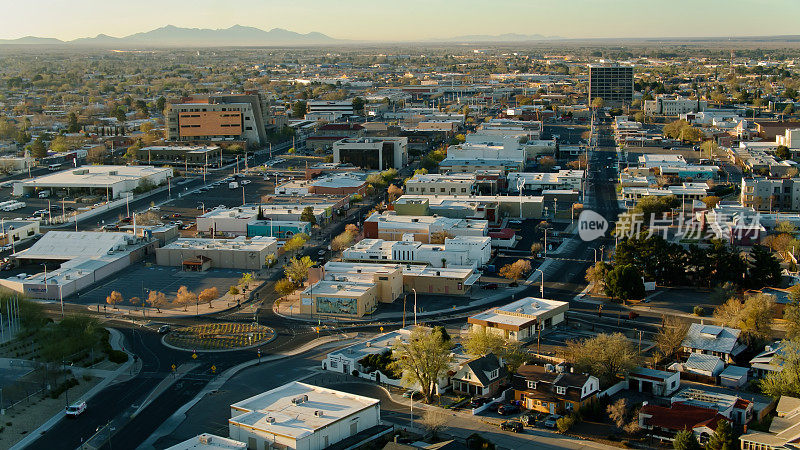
<box><xmin>598</xmin><ymin>380</ymin><xmax>628</xmax><ymax>398</ymax></box>
<box><xmin>472</xmin><ymin>387</ymin><xmax>513</xmax><ymax>415</ymax></box>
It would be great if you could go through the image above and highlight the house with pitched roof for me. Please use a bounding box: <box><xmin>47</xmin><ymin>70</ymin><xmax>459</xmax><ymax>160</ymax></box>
<box><xmin>681</xmin><ymin>324</ymin><xmax>747</xmax><ymax>364</ymax></box>
<box><xmin>512</xmin><ymin>364</ymin><xmax>599</xmax><ymax>415</ymax></box>
<box><xmin>638</xmin><ymin>402</ymin><xmax>729</xmax><ymax>444</ymax></box>
<box><xmin>740</xmin><ymin>396</ymin><xmax>800</xmax><ymax>450</ymax></box>
<box><xmin>750</xmin><ymin>341</ymin><xmax>787</xmax><ymax>379</ymax></box>
<box><xmin>450</xmin><ymin>353</ymin><xmax>507</xmax><ymax>398</ymax></box>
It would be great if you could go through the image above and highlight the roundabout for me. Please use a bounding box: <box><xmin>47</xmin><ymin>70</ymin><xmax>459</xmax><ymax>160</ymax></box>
<box><xmin>163</xmin><ymin>323</ymin><xmax>276</xmax><ymax>352</ymax></box>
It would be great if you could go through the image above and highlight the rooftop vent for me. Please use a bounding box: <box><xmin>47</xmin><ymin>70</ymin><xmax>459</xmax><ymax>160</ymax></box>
<box><xmin>314</xmin><ymin>410</ymin><xmax>324</xmax><ymax>417</ymax></box>
<box><xmin>198</xmin><ymin>435</ymin><xmax>213</xmax><ymax>444</ymax></box>
<box><xmin>266</xmin><ymin>416</ymin><xmax>276</xmax><ymax>424</ymax></box>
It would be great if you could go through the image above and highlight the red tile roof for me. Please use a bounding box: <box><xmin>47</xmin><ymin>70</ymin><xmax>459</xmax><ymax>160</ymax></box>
<box><xmin>640</xmin><ymin>403</ymin><xmax>729</xmax><ymax>432</ymax></box>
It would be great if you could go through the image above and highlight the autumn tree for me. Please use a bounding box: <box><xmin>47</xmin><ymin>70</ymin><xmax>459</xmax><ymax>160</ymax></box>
<box><xmin>464</xmin><ymin>327</ymin><xmax>506</xmax><ymax>357</ymax></box>
<box><xmin>387</xmin><ymin>184</ymin><xmax>404</xmax><ymax>202</ymax></box>
<box><xmin>420</xmin><ymin>409</ymin><xmax>448</xmax><ymax>439</ymax></box>
<box><xmin>282</xmin><ymin>233</ymin><xmax>309</xmax><ymax>253</ymax></box>
<box><xmin>499</xmin><ymin>259</ymin><xmax>532</xmax><ymax>280</ymax></box>
<box><xmin>175</xmin><ymin>286</ymin><xmax>197</xmax><ymax>312</ymax></box>
<box><xmin>106</xmin><ymin>291</ymin><xmax>123</xmax><ymax>309</ymax></box>
<box><xmin>146</xmin><ymin>290</ymin><xmax>168</xmax><ymax>313</ymax></box>
<box><xmin>284</xmin><ymin>256</ymin><xmax>314</xmax><ymax>284</ymax></box>
<box><xmin>714</xmin><ymin>293</ymin><xmax>774</xmax><ymax>343</ymax></box>
<box><xmin>784</xmin><ymin>288</ymin><xmax>800</xmax><ymax>339</ymax></box>
<box><xmin>274</xmin><ymin>278</ymin><xmax>297</xmax><ymax>297</ymax></box>
<box><xmin>198</xmin><ymin>287</ymin><xmax>219</xmax><ymax>308</ymax></box>
<box><xmin>331</xmin><ymin>230</ymin><xmax>356</xmax><ymax>251</ymax></box>
<box><xmin>761</xmin><ymin>339</ymin><xmax>800</xmax><ymax>398</ymax></box>
<box><xmin>607</xmin><ymin>399</ymin><xmax>628</xmax><ymax>429</ymax></box>
<box><xmin>585</xmin><ymin>261</ymin><xmax>609</xmax><ymax>292</ymax></box>
<box><xmin>654</xmin><ymin>316</ymin><xmax>690</xmax><ymax>361</ymax></box>
<box><xmin>429</xmin><ymin>230</ymin><xmax>454</xmax><ymax>245</ymax></box>
<box><xmin>391</xmin><ymin>326</ymin><xmax>453</xmax><ymax>403</ymax></box>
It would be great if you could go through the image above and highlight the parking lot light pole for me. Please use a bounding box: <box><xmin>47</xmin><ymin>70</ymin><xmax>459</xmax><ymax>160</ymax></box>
<box><xmin>411</xmin><ymin>288</ymin><xmax>417</xmax><ymax>326</ymax></box>
<box><xmin>534</xmin><ymin>269</ymin><xmax>544</xmax><ymax>297</ymax></box>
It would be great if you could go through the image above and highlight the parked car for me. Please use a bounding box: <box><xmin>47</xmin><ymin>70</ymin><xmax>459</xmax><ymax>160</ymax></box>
<box><xmin>498</xmin><ymin>403</ymin><xmax>521</xmax><ymax>415</ymax></box>
<box><xmin>543</xmin><ymin>414</ymin><xmax>561</xmax><ymax>429</ymax></box>
<box><xmin>483</xmin><ymin>283</ymin><xmax>499</xmax><ymax>290</ymax></box>
<box><xmin>158</xmin><ymin>325</ymin><xmax>171</xmax><ymax>335</ymax></box>
<box><xmin>500</xmin><ymin>420</ymin><xmax>524</xmax><ymax>433</ymax></box>
<box><xmin>65</xmin><ymin>401</ymin><xmax>87</xmax><ymax>417</ymax></box>
<box><xmin>470</xmin><ymin>397</ymin><xmax>490</xmax><ymax>408</ymax></box>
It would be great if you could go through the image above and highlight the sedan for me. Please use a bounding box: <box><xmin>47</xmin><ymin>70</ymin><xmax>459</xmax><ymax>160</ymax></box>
<box><xmin>65</xmin><ymin>401</ymin><xmax>87</xmax><ymax>417</ymax></box>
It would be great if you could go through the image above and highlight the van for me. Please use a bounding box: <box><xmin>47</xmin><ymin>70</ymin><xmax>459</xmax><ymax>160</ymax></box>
<box><xmin>229</xmin><ymin>182</ymin><xmax>239</xmax><ymax>189</ymax></box>
<box><xmin>38</xmin><ymin>190</ymin><xmax>51</xmax><ymax>198</ymax></box>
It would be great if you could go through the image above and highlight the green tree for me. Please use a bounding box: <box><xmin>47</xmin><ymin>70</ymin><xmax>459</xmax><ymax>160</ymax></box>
<box><xmin>114</xmin><ymin>106</ymin><xmax>127</xmax><ymax>124</ymax></box>
<box><xmin>49</xmin><ymin>135</ymin><xmax>69</xmax><ymax>153</ymax></box>
<box><xmin>673</xmin><ymin>429</ymin><xmax>701</xmax><ymax>450</ymax></box>
<box><xmin>747</xmin><ymin>245</ymin><xmax>781</xmax><ymax>289</ymax></box>
<box><xmin>156</xmin><ymin>96</ymin><xmax>167</xmax><ymax>113</ymax></box>
<box><xmin>292</xmin><ymin>100</ymin><xmax>307</xmax><ymax>118</ymax></box>
<box><xmin>761</xmin><ymin>339</ymin><xmax>800</xmax><ymax>398</ymax></box>
<box><xmin>352</xmin><ymin>97</ymin><xmax>365</xmax><ymax>113</ymax></box>
<box><xmin>67</xmin><ymin>112</ymin><xmax>80</xmax><ymax>133</ymax></box>
<box><xmin>704</xmin><ymin>419</ymin><xmax>735</xmax><ymax>450</ymax></box>
<box><xmin>29</xmin><ymin>137</ymin><xmax>47</xmax><ymax>158</ymax></box>
<box><xmin>776</xmin><ymin>145</ymin><xmax>792</xmax><ymax>160</ymax></box>
<box><xmin>463</xmin><ymin>327</ymin><xmax>506</xmax><ymax>357</ymax></box>
<box><xmin>300</xmin><ymin>206</ymin><xmax>316</xmax><ymax>225</ymax></box>
<box><xmin>390</xmin><ymin>326</ymin><xmax>453</xmax><ymax>403</ymax></box>
<box><xmin>604</xmin><ymin>264</ymin><xmax>646</xmax><ymax>302</ymax></box>
<box><xmin>563</xmin><ymin>333</ymin><xmax>638</xmax><ymax>386</ymax></box>
<box><xmin>284</xmin><ymin>256</ymin><xmax>314</xmax><ymax>284</ymax></box>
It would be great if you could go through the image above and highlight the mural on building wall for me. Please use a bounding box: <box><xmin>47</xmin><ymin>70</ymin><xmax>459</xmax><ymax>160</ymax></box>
<box><xmin>316</xmin><ymin>296</ymin><xmax>357</xmax><ymax>315</ymax></box>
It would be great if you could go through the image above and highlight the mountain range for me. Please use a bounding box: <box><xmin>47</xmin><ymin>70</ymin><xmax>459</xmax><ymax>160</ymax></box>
<box><xmin>0</xmin><ymin>25</ymin><xmax>339</xmax><ymax>47</ymax></box>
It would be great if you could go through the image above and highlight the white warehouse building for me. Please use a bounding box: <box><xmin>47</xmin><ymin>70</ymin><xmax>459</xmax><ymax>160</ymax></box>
<box><xmin>12</xmin><ymin>165</ymin><xmax>173</xmax><ymax>200</ymax></box>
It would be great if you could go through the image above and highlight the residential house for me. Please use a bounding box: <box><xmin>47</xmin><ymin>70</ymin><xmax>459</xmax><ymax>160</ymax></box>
<box><xmin>750</xmin><ymin>341</ymin><xmax>786</xmax><ymax>379</ymax></box>
<box><xmin>512</xmin><ymin>364</ymin><xmax>599</xmax><ymax>415</ymax></box>
<box><xmin>740</xmin><ymin>396</ymin><xmax>800</xmax><ymax>450</ymax></box>
<box><xmin>681</xmin><ymin>324</ymin><xmax>747</xmax><ymax>364</ymax></box>
<box><xmin>638</xmin><ymin>402</ymin><xmax>729</xmax><ymax>444</ymax></box>
<box><xmin>451</xmin><ymin>353</ymin><xmax>507</xmax><ymax>398</ymax></box>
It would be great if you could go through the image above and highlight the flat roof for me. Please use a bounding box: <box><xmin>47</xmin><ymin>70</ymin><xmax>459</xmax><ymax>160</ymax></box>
<box><xmin>229</xmin><ymin>382</ymin><xmax>379</xmax><ymax>439</ymax></box>
<box><xmin>468</xmin><ymin>297</ymin><xmax>568</xmax><ymax>330</ymax></box>
<box><xmin>17</xmin><ymin>165</ymin><xmax>171</xmax><ymax>188</ymax></box>
<box><xmin>302</xmin><ymin>280</ymin><xmax>374</xmax><ymax>297</ymax></box>
<box><xmin>0</xmin><ymin>221</ymin><xmax>38</xmax><ymax>234</ymax></box>
<box><xmin>161</xmin><ymin>236</ymin><xmax>276</xmax><ymax>252</ymax></box>
<box><xmin>14</xmin><ymin>231</ymin><xmax>136</xmax><ymax>260</ymax></box>
<box><xmin>165</xmin><ymin>434</ymin><xmax>246</xmax><ymax>450</ymax></box>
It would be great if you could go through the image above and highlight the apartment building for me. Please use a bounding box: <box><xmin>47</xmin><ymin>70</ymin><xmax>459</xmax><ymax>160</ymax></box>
<box><xmin>363</xmin><ymin>211</ymin><xmax>488</xmax><ymax>243</ymax></box>
<box><xmin>332</xmin><ymin>137</ymin><xmax>407</xmax><ymax>170</ymax></box>
<box><xmin>740</xmin><ymin>177</ymin><xmax>800</xmax><ymax>211</ymax></box>
<box><xmin>342</xmin><ymin>234</ymin><xmax>491</xmax><ymax>269</ymax></box>
<box><xmin>166</xmin><ymin>93</ymin><xmax>271</xmax><ymax>147</ymax></box>
<box><xmin>589</xmin><ymin>63</ymin><xmax>634</xmax><ymax>106</ymax></box>
<box><xmin>305</xmin><ymin>100</ymin><xmax>355</xmax><ymax>121</ymax></box>
<box><xmin>404</xmin><ymin>173</ymin><xmax>478</xmax><ymax>196</ymax></box>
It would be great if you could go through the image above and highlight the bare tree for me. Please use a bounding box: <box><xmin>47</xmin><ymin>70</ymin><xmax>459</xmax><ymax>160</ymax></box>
<box><xmin>607</xmin><ymin>399</ymin><xmax>628</xmax><ymax>429</ymax></box>
<box><xmin>420</xmin><ymin>409</ymin><xmax>448</xmax><ymax>439</ymax></box>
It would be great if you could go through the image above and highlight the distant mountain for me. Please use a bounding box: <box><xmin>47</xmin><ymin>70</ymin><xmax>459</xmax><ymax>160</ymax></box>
<box><xmin>442</xmin><ymin>33</ymin><xmax>560</xmax><ymax>42</ymax></box>
<box><xmin>0</xmin><ymin>25</ymin><xmax>339</xmax><ymax>47</ymax></box>
<box><xmin>0</xmin><ymin>36</ymin><xmax>64</xmax><ymax>45</ymax></box>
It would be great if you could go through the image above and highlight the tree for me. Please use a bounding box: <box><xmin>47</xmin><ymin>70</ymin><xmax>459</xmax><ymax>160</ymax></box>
<box><xmin>761</xmin><ymin>339</ymin><xmax>800</xmax><ymax>398</ymax></box>
<box><xmin>607</xmin><ymin>398</ymin><xmax>628</xmax><ymax>429</ymax></box>
<box><xmin>663</xmin><ymin>119</ymin><xmax>692</xmax><ymax>139</ymax></box>
<box><xmin>391</xmin><ymin>326</ymin><xmax>453</xmax><ymax>403</ymax></box>
<box><xmin>531</xmin><ymin>242</ymin><xmax>543</xmax><ymax>256</ymax></box>
<box><xmin>228</xmin><ymin>285</ymin><xmax>240</xmax><ymax>298</ymax></box>
<box><xmin>702</xmin><ymin>196</ymin><xmax>721</xmax><ymax>209</ymax></box>
<box><xmin>156</xmin><ymin>96</ymin><xmax>167</xmax><ymax>114</ymax></box>
<box><xmin>591</xmin><ymin>97</ymin><xmax>605</xmax><ymax>109</ymax></box>
<box><xmin>106</xmin><ymin>291</ymin><xmax>123</xmax><ymax>309</ymax></box>
<box><xmin>776</xmin><ymin>221</ymin><xmax>797</xmax><ymax>235</ymax></box>
<box><xmin>498</xmin><ymin>259</ymin><xmax>532</xmax><ymax>281</ymax></box>
<box><xmin>387</xmin><ymin>184</ymin><xmax>404</xmax><ymax>202</ymax></box>
<box><xmin>420</xmin><ymin>409</ymin><xmax>448</xmax><ymax>439</ymax></box>
<box><xmin>784</xmin><ymin>104</ymin><xmax>795</xmax><ymax>116</ymax></box>
<box><xmin>776</xmin><ymin>145</ymin><xmax>792</xmax><ymax>160</ymax></box>
<box><xmin>673</xmin><ymin>429</ymin><xmax>701</xmax><ymax>450</ymax></box>
<box><xmin>714</xmin><ymin>293</ymin><xmax>774</xmax><ymax>343</ymax></box>
<box><xmin>300</xmin><ymin>206</ymin><xmax>316</xmax><ymax>225</ymax></box>
<box><xmin>700</xmin><ymin>140</ymin><xmax>720</xmax><ymax>159</ymax></box>
<box><xmin>429</xmin><ymin>230</ymin><xmax>454</xmax><ymax>245</ymax></box>
<box><xmin>274</xmin><ymin>278</ymin><xmax>297</xmax><ymax>297</ymax></box>
<box><xmin>29</xmin><ymin>137</ymin><xmax>47</xmax><ymax>158</ymax></box>
<box><xmin>704</xmin><ymin>419</ymin><xmax>735</xmax><ymax>450</ymax></box>
<box><xmin>331</xmin><ymin>230</ymin><xmax>356</xmax><ymax>251</ymax></box>
<box><xmin>49</xmin><ymin>135</ymin><xmax>69</xmax><ymax>153</ymax></box>
<box><xmin>351</xmin><ymin>97</ymin><xmax>365</xmax><ymax>114</ymax></box>
<box><xmin>539</xmin><ymin>156</ymin><xmax>556</xmax><ymax>171</ymax></box>
<box><xmin>563</xmin><ymin>333</ymin><xmax>638</xmax><ymax>386</ymax></box>
<box><xmin>198</xmin><ymin>287</ymin><xmax>219</xmax><ymax>308</ymax></box>
<box><xmin>655</xmin><ymin>316</ymin><xmax>690</xmax><ymax>360</ymax></box>
<box><xmin>784</xmin><ymin>292</ymin><xmax>800</xmax><ymax>339</ymax></box>
<box><xmin>114</xmin><ymin>106</ymin><xmax>127</xmax><ymax>124</ymax></box>
<box><xmin>747</xmin><ymin>245</ymin><xmax>781</xmax><ymax>289</ymax></box>
<box><xmin>264</xmin><ymin>253</ymin><xmax>277</xmax><ymax>267</ymax></box>
<box><xmin>585</xmin><ymin>261</ymin><xmax>609</xmax><ymax>291</ymax></box>
<box><xmin>292</xmin><ymin>100</ymin><xmax>307</xmax><ymax>118</ymax></box>
<box><xmin>604</xmin><ymin>264</ymin><xmax>646</xmax><ymax>302</ymax></box>
<box><xmin>67</xmin><ymin>112</ymin><xmax>80</xmax><ymax>133</ymax></box>
<box><xmin>283</xmin><ymin>233</ymin><xmax>309</xmax><ymax>253</ymax></box>
<box><xmin>175</xmin><ymin>286</ymin><xmax>197</xmax><ymax>312</ymax></box>
<box><xmin>146</xmin><ymin>290</ymin><xmax>168</xmax><ymax>313</ymax></box>
<box><xmin>239</xmin><ymin>272</ymin><xmax>254</xmax><ymax>288</ymax></box>
<box><xmin>464</xmin><ymin>327</ymin><xmax>506</xmax><ymax>357</ymax></box>
<box><xmin>284</xmin><ymin>256</ymin><xmax>314</xmax><ymax>284</ymax></box>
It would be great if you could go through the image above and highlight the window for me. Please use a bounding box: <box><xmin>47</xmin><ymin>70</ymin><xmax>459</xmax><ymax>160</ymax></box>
<box><xmin>556</xmin><ymin>386</ymin><xmax>566</xmax><ymax>395</ymax></box>
<box><xmin>527</xmin><ymin>381</ymin><xmax>537</xmax><ymax>389</ymax></box>
<box><xmin>330</xmin><ymin>360</ymin><xmax>338</xmax><ymax>368</ymax></box>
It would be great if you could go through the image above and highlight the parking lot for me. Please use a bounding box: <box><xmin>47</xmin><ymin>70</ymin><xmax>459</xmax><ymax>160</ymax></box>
<box><xmin>71</xmin><ymin>261</ymin><xmax>246</xmax><ymax>307</ymax></box>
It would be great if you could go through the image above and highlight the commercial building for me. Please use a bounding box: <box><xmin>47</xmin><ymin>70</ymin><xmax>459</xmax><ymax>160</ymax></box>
<box><xmin>776</xmin><ymin>128</ymin><xmax>800</xmax><ymax>149</ymax></box>
<box><xmin>0</xmin><ymin>231</ymin><xmax>154</xmax><ymax>299</ymax></box>
<box><xmin>507</xmin><ymin>170</ymin><xmax>584</xmax><ymax>193</ymax></box>
<box><xmin>741</xmin><ymin>177</ymin><xmax>800</xmax><ymax>211</ymax></box>
<box><xmin>620</xmin><ymin>183</ymin><xmax>709</xmax><ymax>202</ymax></box>
<box><xmin>363</xmin><ymin>211</ymin><xmax>488</xmax><ymax>243</ymax></box>
<box><xmin>306</xmin><ymin>123</ymin><xmax>364</xmax><ymax>150</ymax></box>
<box><xmin>275</xmin><ymin>172</ymin><xmax>368</xmax><ymax>196</ymax></box>
<box><xmin>468</xmin><ymin>297</ymin><xmax>569</xmax><ymax>342</ymax></box>
<box><xmin>404</xmin><ymin>173</ymin><xmax>478</xmax><ymax>196</ymax></box>
<box><xmin>438</xmin><ymin>158</ymin><xmax>524</xmax><ymax>174</ymax></box>
<box><xmin>197</xmin><ymin>205</ymin><xmax>331</xmax><ymax>236</ymax></box>
<box><xmin>332</xmin><ymin>137</ymin><xmax>408</xmax><ymax>170</ymax></box>
<box><xmin>228</xmin><ymin>382</ymin><xmax>381</xmax><ymax>450</ymax></box>
<box><xmin>305</xmin><ymin>100</ymin><xmax>355</xmax><ymax>121</ymax></box>
<box><xmin>246</xmin><ymin>220</ymin><xmax>311</xmax><ymax>240</ymax></box>
<box><xmin>165</xmin><ymin>434</ymin><xmax>246</xmax><ymax>450</ymax></box>
<box><xmin>134</xmin><ymin>145</ymin><xmax>223</xmax><ymax>168</ymax></box>
<box><xmin>0</xmin><ymin>220</ymin><xmax>40</xmax><ymax>247</ymax></box>
<box><xmin>156</xmin><ymin>236</ymin><xmax>278</xmax><ymax>271</ymax></box>
<box><xmin>342</xmin><ymin>234</ymin><xmax>491</xmax><ymax>269</ymax></box>
<box><xmin>644</xmin><ymin>95</ymin><xmax>707</xmax><ymax>116</ymax></box>
<box><xmin>166</xmin><ymin>93</ymin><xmax>272</xmax><ymax>147</ymax></box>
<box><xmin>12</xmin><ymin>165</ymin><xmax>173</xmax><ymax>200</ymax></box>
<box><xmin>401</xmin><ymin>265</ymin><xmax>481</xmax><ymax>296</ymax></box>
<box><xmin>299</xmin><ymin>280</ymin><xmax>379</xmax><ymax>317</ymax></box>
<box><xmin>589</xmin><ymin>63</ymin><xmax>634</xmax><ymax>106</ymax></box>
<box><xmin>393</xmin><ymin>194</ymin><xmax>545</xmax><ymax>222</ymax></box>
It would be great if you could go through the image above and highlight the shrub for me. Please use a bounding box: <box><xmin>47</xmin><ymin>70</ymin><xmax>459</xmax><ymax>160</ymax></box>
<box><xmin>557</xmin><ymin>414</ymin><xmax>579</xmax><ymax>433</ymax></box>
<box><xmin>107</xmin><ymin>349</ymin><xmax>129</xmax><ymax>364</ymax></box>
<box><xmin>693</xmin><ymin>306</ymin><xmax>705</xmax><ymax>316</ymax></box>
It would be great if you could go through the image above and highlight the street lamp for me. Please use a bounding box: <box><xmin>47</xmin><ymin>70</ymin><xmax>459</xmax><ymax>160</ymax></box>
<box><xmin>533</xmin><ymin>269</ymin><xmax>544</xmax><ymax>297</ymax></box>
<box><xmin>411</xmin><ymin>288</ymin><xmax>417</xmax><ymax>326</ymax></box>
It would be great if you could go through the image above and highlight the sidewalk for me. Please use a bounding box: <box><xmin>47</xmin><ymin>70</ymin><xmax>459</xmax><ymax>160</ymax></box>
<box><xmin>11</xmin><ymin>328</ymin><xmax>136</xmax><ymax>450</ymax></box>
<box><xmin>139</xmin><ymin>333</ymin><xmax>358</xmax><ymax>449</ymax></box>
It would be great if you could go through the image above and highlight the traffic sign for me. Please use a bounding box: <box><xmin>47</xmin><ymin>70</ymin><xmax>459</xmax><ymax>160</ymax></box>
<box><xmin>192</xmin><ymin>353</ymin><xmax>198</xmax><ymax>359</ymax></box>
<box><xmin>171</xmin><ymin>364</ymin><xmax>176</xmax><ymax>371</ymax></box>
<box><xmin>211</xmin><ymin>365</ymin><xmax>216</xmax><ymax>373</ymax></box>
<box><xmin>379</xmin><ymin>327</ymin><xmax>384</xmax><ymax>332</ymax></box>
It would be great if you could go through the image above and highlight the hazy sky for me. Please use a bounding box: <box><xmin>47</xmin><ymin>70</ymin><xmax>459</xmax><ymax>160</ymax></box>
<box><xmin>2</xmin><ymin>0</ymin><xmax>799</xmax><ymax>41</ymax></box>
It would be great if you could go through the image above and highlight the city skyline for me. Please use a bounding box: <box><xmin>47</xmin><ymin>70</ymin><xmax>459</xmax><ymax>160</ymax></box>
<box><xmin>3</xmin><ymin>0</ymin><xmax>800</xmax><ymax>42</ymax></box>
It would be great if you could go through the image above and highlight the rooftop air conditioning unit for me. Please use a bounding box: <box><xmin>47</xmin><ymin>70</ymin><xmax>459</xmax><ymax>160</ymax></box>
<box><xmin>198</xmin><ymin>435</ymin><xmax>213</xmax><ymax>444</ymax></box>
<box><xmin>266</xmin><ymin>416</ymin><xmax>276</xmax><ymax>424</ymax></box>
<box><xmin>314</xmin><ymin>410</ymin><xmax>324</xmax><ymax>417</ymax></box>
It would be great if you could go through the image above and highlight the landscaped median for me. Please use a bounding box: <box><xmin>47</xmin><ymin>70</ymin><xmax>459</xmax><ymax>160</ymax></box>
<box><xmin>163</xmin><ymin>323</ymin><xmax>275</xmax><ymax>351</ymax></box>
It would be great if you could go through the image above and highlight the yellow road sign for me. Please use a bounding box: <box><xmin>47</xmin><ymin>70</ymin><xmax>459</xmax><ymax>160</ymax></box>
<box><xmin>171</xmin><ymin>364</ymin><xmax>176</xmax><ymax>371</ymax></box>
<box><xmin>211</xmin><ymin>365</ymin><xmax>216</xmax><ymax>373</ymax></box>
<box><xmin>192</xmin><ymin>353</ymin><xmax>198</xmax><ymax>359</ymax></box>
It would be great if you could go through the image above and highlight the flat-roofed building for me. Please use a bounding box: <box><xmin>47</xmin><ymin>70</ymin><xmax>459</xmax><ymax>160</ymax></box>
<box><xmin>275</xmin><ymin>172</ymin><xmax>368</xmax><ymax>196</ymax></box>
<box><xmin>363</xmin><ymin>211</ymin><xmax>488</xmax><ymax>243</ymax></box>
<box><xmin>246</xmin><ymin>220</ymin><xmax>311</xmax><ymax>239</ymax></box>
<box><xmin>12</xmin><ymin>165</ymin><xmax>172</xmax><ymax>200</ymax></box>
<box><xmin>166</xmin><ymin>93</ymin><xmax>271</xmax><ymax>147</ymax></box>
<box><xmin>156</xmin><ymin>236</ymin><xmax>278</xmax><ymax>270</ymax></box>
<box><xmin>405</xmin><ymin>173</ymin><xmax>478</xmax><ymax>196</ymax></box>
<box><xmin>197</xmin><ymin>204</ymin><xmax>332</xmax><ymax>236</ymax></box>
<box><xmin>393</xmin><ymin>194</ymin><xmax>545</xmax><ymax>222</ymax></box>
<box><xmin>508</xmin><ymin>170</ymin><xmax>584</xmax><ymax>193</ymax></box>
<box><xmin>165</xmin><ymin>434</ymin><xmax>246</xmax><ymax>450</ymax></box>
<box><xmin>468</xmin><ymin>297</ymin><xmax>569</xmax><ymax>342</ymax></box>
<box><xmin>300</xmin><ymin>280</ymin><xmax>379</xmax><ymax>317</ymax></box>
<box><xmin>311</xmin><ymin>262</ymin><xmax>403</xmax><ymax>304</ymax></box>
<box><xmin>333</xmin><ymin>137</ymin><xmax>407</xmax><ymax>170</ymax></box>
<box><xmin>342</xmin><ymin>234</ymin><xmax>491</xmax><ymax>269</ymax></box>
<box><xmin>0</xmin><ymin>220</ymin><xmax>40</xmax><ymax>247</ymax></box>
<box><xmin>228</xmin><ymin>382</ymin><xmax>381</xmax><ymax>450</ymax></box>
<box><xmin>402</xmin><ymin>264</ymin><xmax>480</xmax><ymax>296</ymax></box>
<box><xmin>135</xmin><ymin>145</ymin><xmax>223</xmax><ymax>168</ymax></box>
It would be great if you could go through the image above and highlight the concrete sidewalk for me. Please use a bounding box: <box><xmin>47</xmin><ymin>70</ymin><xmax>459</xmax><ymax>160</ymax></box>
<box><xmin>11</xmin><ymin>328</ymin><xmax>135</xmax><ymax>450</ymax></box>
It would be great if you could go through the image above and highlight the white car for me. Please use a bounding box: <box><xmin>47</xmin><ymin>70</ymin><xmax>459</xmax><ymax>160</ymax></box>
<box><xmin>150</xmin><ymin>206</ymin><xmax>160</xmax><ymax>211</ymax></box>
<box><xmin>65</xmin><ymin>401</ymin><xmax>87</xmax><ymax>417</ymax></box>
<box><xmin>241</xmin><ymin>180</ymin><xmax>251</xmax><ymax>185</ymax></box>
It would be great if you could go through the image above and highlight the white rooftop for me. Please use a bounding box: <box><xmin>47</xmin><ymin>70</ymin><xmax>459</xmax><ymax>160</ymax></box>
<box><xmin>161</xmin><ymin>236</ymin><xmax>276</xmax><ymax>252</ymax></box>
<box><xmin>469</xmin><ymin>297</ymin><xmax>568</xmax><ymax>327</ymax></box>
<box><xmin>17</xmin><ymin>165</ymin><xmax>171</xmax><ymax>188</ymax></box>
<box><xmin>14</xmin><ymin>231</ymin><xmax>135</xmax><ymax>260</ymax></box>
<box><xmin>165</xmin><ymin>434</ymin><xmax>246</xmax><ymax>450</ymax></box>
<box><xmin>229</xmin><ymin>382</ymin><xmax>379</xmax><ymax>439</ymax></box>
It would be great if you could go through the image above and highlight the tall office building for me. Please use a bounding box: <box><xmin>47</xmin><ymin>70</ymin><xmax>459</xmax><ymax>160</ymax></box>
<box><xmin>165</xmin><ymin>92</ymin><xmax>272</xmax><ymax>147</ymax></box>
<box><xmin>589</xmin><ymin>63</ymin><xmax>633</xmax><ymax>107</ymax></box>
